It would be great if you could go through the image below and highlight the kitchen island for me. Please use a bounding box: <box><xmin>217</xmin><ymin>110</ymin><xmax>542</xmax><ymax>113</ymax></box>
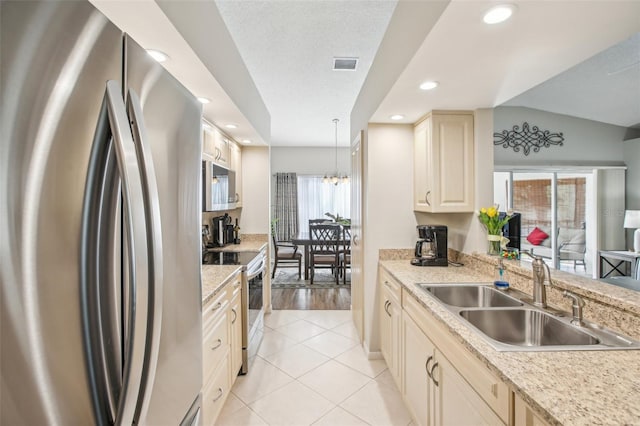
<box><xmin>379</xmin><ymin>252</ymin><xmax>640</xmax><ymax>425</ymax></box>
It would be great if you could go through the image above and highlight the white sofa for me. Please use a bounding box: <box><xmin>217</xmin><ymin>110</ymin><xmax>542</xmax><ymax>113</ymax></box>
<box><xmin>520</xmin><ymin>226</ymin><xmax>586</xmax><ymax>268</ymax></box>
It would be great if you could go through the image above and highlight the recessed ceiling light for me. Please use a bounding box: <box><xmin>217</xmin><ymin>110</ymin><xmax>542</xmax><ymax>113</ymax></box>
<box><xmin>242</xmin><ymin>139</ymin><xmax>252</xmax><ymax>144</ymax></box>
<box><xmin>419</xmin><ymin>81</ymin><xmax>439</xmax><ymax>91</ymax></box>
<box><xmin>483</xmin><ymin>4</ymin><xmax>516</xmax><ymax>24</ymax></box>
<box><xmin>390</xmin><ymin>114</ymin><xmax>404</xmax><ymax>120</ymax></box>
<box><xmin>146</xmin><ymin>49</ymin><xmax>169</xmax><ymax>62</ymax></box>
<box><xmin>225</xmin><ymin>124</ymin><xmax>238</xmax><ymax>129</ymax></box>
<box><xmin>197</xmin><ymin>97</ymin><xmax>210</xmax><ymax>104</ymax></box>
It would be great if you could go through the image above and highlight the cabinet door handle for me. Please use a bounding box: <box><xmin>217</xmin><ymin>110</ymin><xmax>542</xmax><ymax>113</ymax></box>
<box><xmin>231</xmin><ymin>308</ymin><xmax>237</xmax><ymax>324</ymax></box>
<box><xmin>430</xmin><ymin>362</ymin><xmax>439</xmax><ymax>387</ymax></box>
<box><xmin>210</xmin><ymin>302</ymin><xmax>222</xmax><ymax>312</ymax></box>
<box><xmin>211</xmin><ymin>338</ymin><xmax>223</xmax><ymax>351</ymax></box>
<box><xmin>353</xmin><ymin>234</ymin><xmax>359</xmax><ymax>246</ymax></box>
<box><xmin>425</xmin><ymin>355</ymin><xmax>433</xmax><ymax>378</ymax></box>
<box><xmin>383</xmin><ymin>280</ymin><xmax>392</xmax><ymax>289</ymax></box>
<box><xmin>426</xmin><ymin>191</ymin><xmax>431</xmax><ymax>206</ymax></box>
<box><xmin>384</xmin><ymin>300</ymin><xmax>391</xmax><ymax>317</ymax></box>
<box><xmin>212</xmin><ymin>387</ymin><xmax>224</xmax><ymax>402</ymax></box>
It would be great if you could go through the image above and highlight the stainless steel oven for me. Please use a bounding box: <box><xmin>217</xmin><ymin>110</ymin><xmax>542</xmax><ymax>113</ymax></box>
<box><xmin>202</xmin><ymin>249</ymin><xmax>265</xmax><ymax>374</ymax></box>
<box><xmin>243</xmin><ymin>249</ymin><xmax>266</xmax><ymax>374</ymax></box>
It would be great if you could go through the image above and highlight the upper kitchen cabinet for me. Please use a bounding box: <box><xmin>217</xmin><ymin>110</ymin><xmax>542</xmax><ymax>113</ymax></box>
<box><xmin>414</xmin><ymin>111</ymin><xmax>475</xmax><ymax>213</ymax></box>
<box><xmin>229</xmin><ymin>141</ymin><xmax>242</xmax><ymax>207</ymax></box>
<box><xmin>203</xmin><ymin>125</ymin><xmax>230</xmax><ymax>167</ymax></box>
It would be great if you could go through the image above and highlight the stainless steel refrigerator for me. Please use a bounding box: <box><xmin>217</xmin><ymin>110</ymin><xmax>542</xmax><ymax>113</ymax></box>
<box><xmin>1</xmin><ymin>1</ymin><xmax>203</xmax><ymax>424</ymax></box>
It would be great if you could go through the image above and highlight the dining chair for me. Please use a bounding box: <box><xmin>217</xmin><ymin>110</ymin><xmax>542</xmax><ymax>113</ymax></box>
<box><xmin>339</xmin><ymin>225</ymin><xmax>351</xmax><ymax>284</ymax></box>
<box><xmin>308</xmin><ymin>223</ymin><xmax>340</xmax><ymax>285</ymax></box>
<box><xmin>270</xmin><ymin>223</ymin><xmax>302</xmax><ymax>279</ymax></box>
<box><xmin>308</xmin><ymin>218</ymin><xmax>329</xmax><ymax>230</ymax></box>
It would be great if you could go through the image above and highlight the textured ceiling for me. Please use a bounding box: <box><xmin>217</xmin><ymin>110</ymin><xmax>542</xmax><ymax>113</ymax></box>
<box><xmin>215</xmin><ymin>0</ymin><xmax>397</xmax><ymax>146</ymax></box>
<box><xmin>503</xmin><ymin>32</ymin><xmax>640</xmax><ymax>128</ymax></box>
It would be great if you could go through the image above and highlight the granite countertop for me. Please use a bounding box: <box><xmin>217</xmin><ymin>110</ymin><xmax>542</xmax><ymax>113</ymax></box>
<box><xmin>201</xmin><ymin>265</ymin><xmax>242</xmax><ymax>306</ymax></box>
<box><xmin>380</xmin><ymin>259</ymin><xmax>640</xmax><ymax>426</ymax></box>
<box><xmin>207</xmin><ymin>234</ymin><xmax>268</xmax><ymax>253</ymax></box>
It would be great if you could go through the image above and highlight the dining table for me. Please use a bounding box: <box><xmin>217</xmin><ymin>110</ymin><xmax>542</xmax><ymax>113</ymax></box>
<box><xmin>291</xmin><ymin>229</ymin><xmax>350</xmax><ymax>280</ymax></box>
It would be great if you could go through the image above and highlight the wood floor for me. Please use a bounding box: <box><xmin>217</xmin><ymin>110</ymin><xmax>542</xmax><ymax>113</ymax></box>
<box><xmin>251</xmin><ymin>288</ymin><xmax>351</xmax><ymax>310</ymax></box>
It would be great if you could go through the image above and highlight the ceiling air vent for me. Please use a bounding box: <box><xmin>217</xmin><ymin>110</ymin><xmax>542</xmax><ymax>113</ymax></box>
<box><xmin>333</xmin><ymin>57</ymin><xmax>358</xmax><ymax>71</ymax></box>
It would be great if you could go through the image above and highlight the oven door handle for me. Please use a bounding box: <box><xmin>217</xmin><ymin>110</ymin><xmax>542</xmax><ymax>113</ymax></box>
<box><xmin>246</xmin><ymin>258</ymin><xmax>265</xmax><ymax>280</ymax></box>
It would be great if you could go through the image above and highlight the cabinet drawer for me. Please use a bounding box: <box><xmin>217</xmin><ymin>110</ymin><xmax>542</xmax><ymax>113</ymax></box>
<box><xmin>203</xmin><ymin>311</ymin><xmax>229</xmax><ymax>383</ymax></box>
<box><xmin>203</xmin><ymin>284</ymin><xmax>229</xmax><ymax>328</ymax></box>
<box><xmin>379</xmin><ymin>267</ymin><xmax>401</xmax><ymax>302</ymax></box>
<box><xmin>227</xmin><ymin>273</ymin><xmax>241</xmax><ymax>299</ymax></box>
<box><xmin>202</xmin><ymin>354</ymin><xmax>230</xmax><ymax>426</ymax></box>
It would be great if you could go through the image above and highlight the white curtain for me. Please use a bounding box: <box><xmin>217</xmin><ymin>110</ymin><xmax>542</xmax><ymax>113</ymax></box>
<box><xmin>297</xmin><ymin>175</ymin><xmax>350</xmax><ymax>231</ymax></box>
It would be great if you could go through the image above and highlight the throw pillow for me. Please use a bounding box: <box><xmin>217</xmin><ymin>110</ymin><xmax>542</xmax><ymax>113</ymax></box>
<box><xmin>526</xmin><ymin>227</ymin><xmax>549</xmax><ymax>246</ymax></box>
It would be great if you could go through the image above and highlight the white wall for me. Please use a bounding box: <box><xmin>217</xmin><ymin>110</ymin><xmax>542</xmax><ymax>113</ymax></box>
<box><xmin>270</xmin><ymin>147</ymin><xmax>350</xmax><ymax>175</ymax></box>
<box><xmin>241</xmin><ymin>146</ymin><xmax>270</xmax><ymax>234</ymax></box>
<box><xmin>363</xmin><ymin>123</ymin><xmax>417</xmax><ymax>352</ymax></box>
<box><xmin>494</xmin><ymin>107</ymin><xmax>627</xmax><ymax>166</ymax></box>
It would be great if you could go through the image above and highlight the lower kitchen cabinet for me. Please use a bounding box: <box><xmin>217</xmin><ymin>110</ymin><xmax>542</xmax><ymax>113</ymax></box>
<box><xmin>514</xmin><ymin>393</ymin><xmax>550</xmax><ymax>426</ymax></box>
<box><xmin>379</xmin><ymin>267</ymin><xmax>402</xmax><ymax>388</ymax></box>
<box><xmin>402</xmin><ymin>311</ymin><xmax>435</xmax><ymax>426</ymax></box>
<box><xmin>434</xmin><ymin>353</ymin><xmax>504</xmax><ymax>425</ymax></box>
<box><xmin>378</xmin><ymin>267</ymin><xmax>510</xmax><ymax>426</ymax></box>
<box><xmin>202</xmin><ymin>270</ymin><xmax>242</xmax><ymax>425</ymax></box>
<box><xmin>403</xmin><ymin>311</ymin><xmax>502</xmax><ymax>426</ymax></box>
<box><xmin>402</xmin><ymin>293</ymin><xmax>509</xmax><ymax>426</ymax></box>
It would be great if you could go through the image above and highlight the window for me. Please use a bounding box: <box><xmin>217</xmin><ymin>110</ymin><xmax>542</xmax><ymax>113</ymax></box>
<box><xmin>297</xmin><ymin>175</ymin><xmax>350</xmax><ymax>228</ymax></box>
<box><xmin>495</xmin><ymin>171</ymin><xmax>589</xmax><ymax>276</ymax></box>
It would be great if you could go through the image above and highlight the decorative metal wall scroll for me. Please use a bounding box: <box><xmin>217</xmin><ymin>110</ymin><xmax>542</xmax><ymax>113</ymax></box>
<box><xmin>494</xmin><ymin>122</ymin><xmax>564</xmax><ymax>155</ymax></box>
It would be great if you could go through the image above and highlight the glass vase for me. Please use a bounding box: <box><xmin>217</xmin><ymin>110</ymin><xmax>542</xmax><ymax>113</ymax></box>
<box><xmin>487</xmin><ymin>234</ymin><xmax>502</xmax><ymax>256</ymax></box>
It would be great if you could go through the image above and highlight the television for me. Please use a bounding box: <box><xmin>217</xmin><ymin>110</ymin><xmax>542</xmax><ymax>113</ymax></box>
<box><xmin>500</xmin><ymin>212</ymin><xmax>521</xmax><ymax>251</ymax></box>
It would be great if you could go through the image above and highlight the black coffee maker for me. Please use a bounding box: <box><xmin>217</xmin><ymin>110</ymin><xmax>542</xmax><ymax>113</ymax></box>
<box><xmin>411</xmin><ymin>225</ymin><xmax>448</xmax><ymax>266</ymax></box>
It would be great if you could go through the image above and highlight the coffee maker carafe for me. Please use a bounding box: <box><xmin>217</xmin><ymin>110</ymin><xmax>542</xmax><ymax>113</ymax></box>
<box><xmin>411</xmin><ymin>225</ymin><xmax>448</xmax><ymax>266</ymax></box>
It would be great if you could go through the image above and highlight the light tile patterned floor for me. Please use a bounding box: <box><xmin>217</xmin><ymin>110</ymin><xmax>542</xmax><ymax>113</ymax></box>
<box><xmin>215</xmin><ymin>310</ymin><xmax>413</xmax><ymax>426</ymax></box>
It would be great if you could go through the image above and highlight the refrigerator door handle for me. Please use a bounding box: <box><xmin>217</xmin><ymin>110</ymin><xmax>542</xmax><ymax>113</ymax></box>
<box><xmin>81</xmin><ymin>80</ymin><xmax>151</xmax><ymax>425</ymax></box>
<box><xmin>126</xmin><ymin>88</ymin><xmax>164</xmax><ymax>423</ymax></box>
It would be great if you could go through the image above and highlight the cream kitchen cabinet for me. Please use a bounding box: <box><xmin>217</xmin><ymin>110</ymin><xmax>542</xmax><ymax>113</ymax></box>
<box><xmin>379</xmin><ymin>267</ymin><xmax>402</xmax><ymax>388</ymax></box>
<box><xmin>402</xmin><ymin>292</ymin><xmax>509</xmax><ymax>426</ymax></box>
<box><xmin>203</xmin><ymin>125</ymin><xmax>230</xmax><ymax>167</ymax></box>
<box><xmin>202</xmin><ymin>270</ymin><xmax>242</xmax><ymax>425</ymax></box>
<box><xmin>413</xmin><ymin>111</ymin><xmax>474</xmax><ymax>212</ymax></box>
<box><xmin>229</xmin><ymin>141</ymin><xmax>242</xmax><ymax>207</ymax></box>
<box><xmin>514</xmin><ymin>393</ymin><xmax>550</xmax><ymax>426</ymax></box>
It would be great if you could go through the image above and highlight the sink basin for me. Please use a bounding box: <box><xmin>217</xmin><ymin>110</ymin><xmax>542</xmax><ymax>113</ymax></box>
<box><xmin>416</xmin><ymin>282</ymin><xmax>640</xmax><ymax>351</ymax></box>
<box><xmin>420</xmin><ymin>285</ymin><xmax>523</xmax><ymax>308</ymax></box>
<box><xmin>460</xmin><ymin>309</ymin><xmax>600</xmax><ymax>347</ymax></box>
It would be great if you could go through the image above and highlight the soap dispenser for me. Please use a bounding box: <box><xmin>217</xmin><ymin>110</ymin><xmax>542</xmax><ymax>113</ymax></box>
<box><xmin>494</xmin><ymin>258</ymin><xmax>509</xmax><ymax>290</ymax></box>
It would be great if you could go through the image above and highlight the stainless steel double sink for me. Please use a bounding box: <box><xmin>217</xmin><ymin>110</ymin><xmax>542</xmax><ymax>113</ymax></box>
<box><xmin>419</xmin><ymin>284</ymin><xmax>640</xmax><ymax>351</ymax></box>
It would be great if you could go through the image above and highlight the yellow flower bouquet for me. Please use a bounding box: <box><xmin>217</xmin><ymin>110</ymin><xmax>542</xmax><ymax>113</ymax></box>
<box><xmin>478</xmin><ymin>206</ymin><xmax>511</xmax><ymax>235</ymax></box>
<box><xmin>478</xmin><ymin>206</ymin><xmax>512</xmax><ymax>255</ymax></box>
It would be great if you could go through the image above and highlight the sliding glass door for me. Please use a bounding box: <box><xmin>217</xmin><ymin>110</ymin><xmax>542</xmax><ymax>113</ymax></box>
<box><xmin>496</xmin><ymin>171</ymin><xmax>589</xmax><ymax>275</ymax></box>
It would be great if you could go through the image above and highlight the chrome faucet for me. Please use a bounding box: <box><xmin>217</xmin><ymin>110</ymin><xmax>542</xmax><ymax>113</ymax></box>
<box><xmin>563</xmin><ymin>291</ymin><xmax>585</xmax><ymax>326</ymax></box>
<box><xmin>521</xmin><ymin>250</ymin><xmax>553</xmax><ymax>308</ymax></box>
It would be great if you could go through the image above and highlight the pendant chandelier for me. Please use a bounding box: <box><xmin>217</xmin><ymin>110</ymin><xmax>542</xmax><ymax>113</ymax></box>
<box><xmin>323</xmin><ymin>118</ymin><xmax>349</xmax><ymax>185</ymax></box>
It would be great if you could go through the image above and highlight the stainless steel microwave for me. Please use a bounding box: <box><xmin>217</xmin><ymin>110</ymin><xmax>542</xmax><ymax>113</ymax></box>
<box><xmin>202</xmin><ymin>160</ymin><xmax>236</xmax><ymax>211</ymax></box>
